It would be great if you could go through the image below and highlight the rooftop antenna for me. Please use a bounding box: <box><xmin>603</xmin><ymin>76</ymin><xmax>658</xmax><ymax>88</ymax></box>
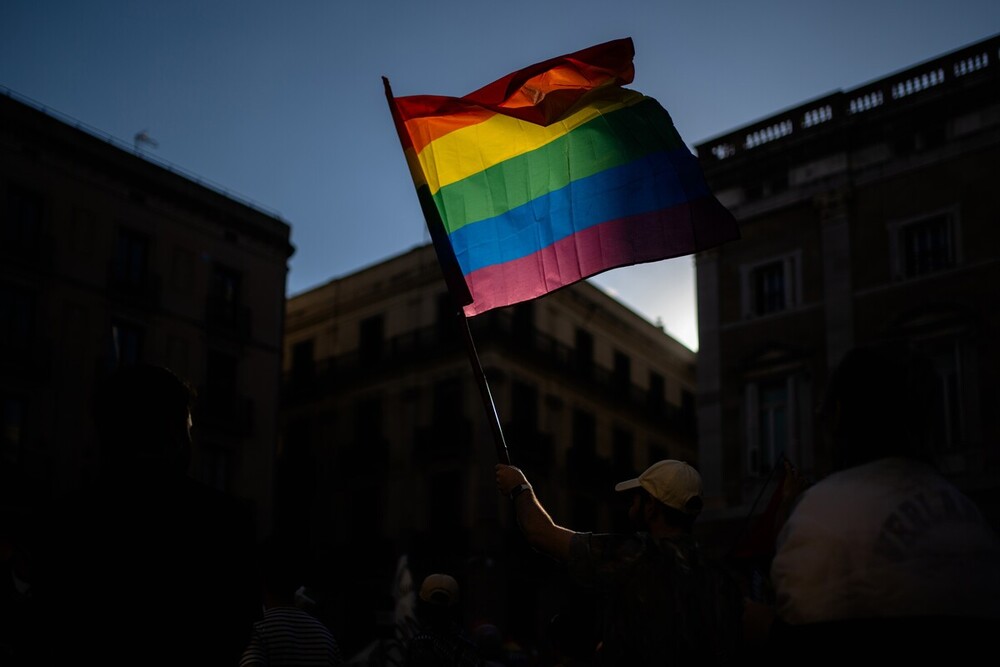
<box><xmin>133</xmin><ymin>129</ymin><xmax>159</xmax><ymax>152</ymax></box>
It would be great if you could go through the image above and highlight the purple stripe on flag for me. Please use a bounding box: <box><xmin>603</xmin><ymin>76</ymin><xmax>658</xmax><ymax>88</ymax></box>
<box><xmin>461</xmin><ymin>197</ymin><xmax>738</xmax><ymax>316</ymax></box>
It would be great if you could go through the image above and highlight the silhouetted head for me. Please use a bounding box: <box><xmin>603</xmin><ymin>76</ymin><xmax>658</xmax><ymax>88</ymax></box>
<box><xmin>92</xmin><ymin>364</ymin><xmax>195</xmax><ymax>476</ymax></box>
<box><xmin>614</xmin><ymin>460</ymin><xmax>703</xmax><ymax>532</ymax></box>
<box><xmin>416</xmin><ymin>573</ymin><xmax>461</xmax><ymax>628</ymax></box>
<box><xmin>819</xmin><ymin>342</ymin><xmax>938</xmax><ymax>470</ymax></box>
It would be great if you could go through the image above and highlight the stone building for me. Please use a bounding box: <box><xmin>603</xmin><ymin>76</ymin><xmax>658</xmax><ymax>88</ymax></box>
<box><xmin>281</xmin><ymin>243</ymin><xmax>698</xmax><ymax>650</ymax></box>
<box><xmin>693</xmin><ymin>34</ymin><xmax>1000</xmax><ymax>536</ymax></box>
<box><xmin>0</xmin><ymin>90</ymin><xmax>294</xmax><ymax>537</ymax></box>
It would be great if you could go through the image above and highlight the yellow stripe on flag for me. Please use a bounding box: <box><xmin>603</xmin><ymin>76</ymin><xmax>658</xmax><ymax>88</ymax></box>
<box><xmin>408</xmin><ymin>88</ymin><xmax>648</xmax><ymax>194</ymax></box>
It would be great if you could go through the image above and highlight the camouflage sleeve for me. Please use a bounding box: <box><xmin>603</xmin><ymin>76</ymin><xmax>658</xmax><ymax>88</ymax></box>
<box><xmin>567</xmin><ymin>532</ymin><xmax>645</xmax><ymax>589</ymax></box>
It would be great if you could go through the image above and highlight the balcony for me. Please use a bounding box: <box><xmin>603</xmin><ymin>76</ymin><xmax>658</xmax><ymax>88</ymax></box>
<box><xmin>281</xmin><ymin>311</ymin><xmax>694</xmax><ymax>433</ymax></box>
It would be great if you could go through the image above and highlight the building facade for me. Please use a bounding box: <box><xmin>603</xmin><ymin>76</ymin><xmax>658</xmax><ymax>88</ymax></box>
<box><xmin>281</xmin><ymin>243</ymin><xmax>698</xmax><ymax>650</ymax></box>
<box><xmin>1</xmin><ymin>90</ymin><xmax>294</xmax><ymax>538</ymax></box>
<box><xmin>694</xmin><ymin>35</ymin><xmax>1000</xmax><ymax>532</ymax></box>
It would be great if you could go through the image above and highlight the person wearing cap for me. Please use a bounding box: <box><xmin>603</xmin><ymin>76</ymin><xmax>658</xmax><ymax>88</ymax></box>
<box><xmin>404</xmin><ymin>573</ymin><xmax>485</xmax><ymax>667</ymax></box>
<box><xmin>496</xmin><ymin>459</ymin><xmax>744</xmax><ymax>665</ymax></box>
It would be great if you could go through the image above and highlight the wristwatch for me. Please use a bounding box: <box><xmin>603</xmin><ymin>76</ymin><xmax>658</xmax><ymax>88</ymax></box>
<box><xmin>509</xmin><ymin>483</ymin><xmax>532</xmax><ymax>501</ymax></box>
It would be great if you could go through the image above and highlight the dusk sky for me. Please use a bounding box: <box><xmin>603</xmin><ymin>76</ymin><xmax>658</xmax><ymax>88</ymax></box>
<box><xmin>2</xmin><ymin>1</ymin><xmax>997</xmax><ymax>350</ymax></box>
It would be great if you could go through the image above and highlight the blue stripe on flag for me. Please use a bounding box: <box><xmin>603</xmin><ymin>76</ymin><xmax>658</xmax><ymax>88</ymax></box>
<box><xmin>448</xmin><ymin>148</ymin><xmax>710</xmax><ymax>276</ymax></box>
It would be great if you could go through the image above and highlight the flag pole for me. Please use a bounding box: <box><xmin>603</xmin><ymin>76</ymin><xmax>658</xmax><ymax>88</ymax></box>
<box><xmin>455</xmin><ymin>308</ymin><xmax>511</xmax><ymax>465</ymax></box>
<box><xmin>384</xmin><ymin>75</ymin><xmax>511</xmax><ymax>465</ymax></box>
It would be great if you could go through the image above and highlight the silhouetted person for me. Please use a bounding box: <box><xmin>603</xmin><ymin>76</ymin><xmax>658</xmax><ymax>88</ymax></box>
<box><xmin>496</xmin><ymin>459</ymin><xmax>744</xmax><ymax>665</ymax></box>
<box><xmin>240</xmin><ymin>536</ymin><xmax>344</xmax><ymax>666</ymax></box>
<box><xmin>405</xmin><ymin>573</ymin><xmax>485</xmax><ymax>667</ymax></box>
<box><xmin>768</xmin><ymin>342</ymin><xmax>1000</xmax><ymax>662</ymax></box>
<box><xmin>31</xmin><ymin>364</ymin><xmax>258</xmax><ymax>666</ymax></box>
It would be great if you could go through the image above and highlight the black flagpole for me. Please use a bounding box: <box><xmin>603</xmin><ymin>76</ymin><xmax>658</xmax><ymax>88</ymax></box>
<box><xmin>455</xmin><ymin>308</ymin><xmax>511</xmax><ymax>465</ymax></box>
<box><xmin>384</xmin><ymin>75</ymin><xmax>510</xmax><ymax>465</ymax></box>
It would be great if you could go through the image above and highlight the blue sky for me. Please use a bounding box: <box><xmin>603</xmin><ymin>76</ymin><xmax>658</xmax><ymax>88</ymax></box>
<box><xmin>2</xmin><ymin>1</ymin><xmax>998</xmax><ymax>350</ymax></box>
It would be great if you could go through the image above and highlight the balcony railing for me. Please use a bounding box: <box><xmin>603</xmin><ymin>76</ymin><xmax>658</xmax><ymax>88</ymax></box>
<box><xmin>283</xmin><ymin>310</ymin><xmax>695</xmax><ymax>434</ymax></box>
<box><xmin>697</xmin><ymin>33</ymin><xmax>1000</xmax><ymax>166</ymax></box>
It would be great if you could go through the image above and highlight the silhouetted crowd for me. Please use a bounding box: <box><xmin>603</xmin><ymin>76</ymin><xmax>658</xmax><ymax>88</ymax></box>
<box><xmin>3</xmin><ymin>342</ymin><xmax>1000</xmax><ymax>666</ymax></box>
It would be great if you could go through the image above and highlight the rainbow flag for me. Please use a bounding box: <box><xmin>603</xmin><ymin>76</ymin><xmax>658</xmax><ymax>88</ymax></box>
<box><xmin>385</xmin><ymin>38</ymin><xmax>739</xmax><ymax>316</ymax></box>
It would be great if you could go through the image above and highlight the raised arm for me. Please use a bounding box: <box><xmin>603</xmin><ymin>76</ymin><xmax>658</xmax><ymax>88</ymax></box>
<box><xmin>496</xmin><ymin>464</ymin><xmax>576</xmax><ymax>562</ymax></box>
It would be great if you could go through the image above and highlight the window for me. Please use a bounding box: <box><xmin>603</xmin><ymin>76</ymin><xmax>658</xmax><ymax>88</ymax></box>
<box><xmin>921</xmin><ymin>339</ymin><xmax>967</xmax><ymax>454</ymax></box>
<box><xmin>198</xmin><ymin>446</ymin><xmax>231</xmax><ymax>494</ymax></box>
<box><xmin>170</xmin><ymin>247</ymin><xmax>195</xmax><ymax>294</ymax></box>
<box><xmin>612</xmin><ymin>426</ymin><xmax>634</xmax><ymax>479</ymax></box>
<box><xmin>3</xmin><ymin>185</ymin><xmax>42</xmax><ymax>249</ymax></box>
<box><xmin>0</xmin><ymin>284</ymin><xmax>34</xmax><ymax>351</ymax></box>
<box><xmin>891</xmin><ymin>212</ymin><xmax>957</xmax><ymax>280</ymax></box>
<box><xmin>209</xmin><ymin>264</ymin><xmax>242</xmax><ymax>322</ymax></box>
<box><xmin>648</xmin><ymin>372</ymin><xmax>665</xmax><ymax>409</ymax></box>
<box><xmin>572</xmin><ymin>409</ymin><xmax>596</xmax><ymax>458</ymax></box>
<box><xmin>166</xmin><ymin>335</ymin><xmax>191</xmax><ymax>379</ymax></box>
<box><xmin>575</xmin><ymin>329</ymin><xmax>594</xmax><ymax>375</ymax></box>
<box><xmin>746</xmin><ymin>377</ymin><xmax>793</xmax><ymax>476</ymax></box>
<box><xmin>355</xmin><ymin>396</ymin><xmax>383</xmax><ymax>442</ymax></box>
<box><xmin>291</xmin><ymin>338</ymin><xmax>315</xmax><ymax>383</ymax></box>
<box><xmin>512</xmin><ymin>302</ymin><xmax>534</xmax><ymax>341</ymax></box>
<box><xmin>112</xmin><ymin>228</ymin><xmax>149</xmax><ymax>288</ymax></box>
<box><xmin>205</xmin><ymin>349</ymin><xmax>238</xmax><ymax>415</ymax></box>
<box><xmin>436</xmin><ymin>292</ymin><xmax>459</xmax><ymax>340</ymax></box>
<box><xmin>359</xmin><ymin>315</ymin><xmax>384</xmax><ymax>365</ymax></box>
<box><xmin>203</xmin><ymin>264</ymin><xmax>245</xmax><ymax>336</ymax></box>
<box><xmin>613</xmin><ymin>351</ymin><xmax>631</xmax><ymax>392</ymax></box>
<box><xmin>681</xmin><ymin>389</ymin><xmax>696</xmax><ymax>416</ymax></box>
<box><xmin>432</xmin><ymin>377</ymin><xmax>464</xmax><ymax>428</ymax></box>
<box><xmin>741</xmin><ymin>252</ymin><xmax>800</xmax><ymax>318</ymax></box>
<box><xmin>649</xmin><ymin>371</ymin><xmax>667</xmax><ymax>404</ymax></box>
<box><xmin>754</xmin><ymin>262</ymin><xmax>786</xmax><ymax>314</ymax></box>
<box><xmin>70</xmin><ymin>208</ymin><xmax>96</xmax><ymax>256</ymax></box>
<box><xmin>207</xmin><ymin>349</ymin><xmax>238</xmax><ymax>392</ymax></box>
<box><xmin>511</xmin><ymin>381</ymin><xmax>538</xmax><ymax>433</ymax></box>
<box><xmin>111</xmin><ymin>320</ymin><xmax>144</xmax><ymax>366</ymax></box>
<box><xmin>1</xmin><ymin>396</ymin><xmax>25</xmax><ymax>466</ymax></box>
<box><xmin>61</xmin><ymin>302</ymin><xmax>90</xmax><ymax>370</ymax></box>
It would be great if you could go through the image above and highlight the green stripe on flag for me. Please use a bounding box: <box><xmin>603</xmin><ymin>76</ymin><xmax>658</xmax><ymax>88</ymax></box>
<box><xmin>433</xmin><ymin>98</ymin><xmax>686</xmax><ymax>234</ymax></box>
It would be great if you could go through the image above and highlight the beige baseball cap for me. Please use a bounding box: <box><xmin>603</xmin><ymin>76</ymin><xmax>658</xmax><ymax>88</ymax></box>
<box><xmin>419</xmin><ymin>573</ymin><xmax>459</xmax><ymax>607</ymax></box>
<box><xmin>614</xmin><ymin>459</ymin><xmax>703</xmax><ymax>515</ymax></box>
